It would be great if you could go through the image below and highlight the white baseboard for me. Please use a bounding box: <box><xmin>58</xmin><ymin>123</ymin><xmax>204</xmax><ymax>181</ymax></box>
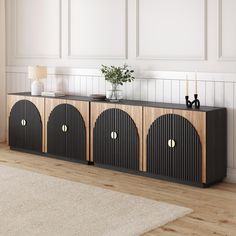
<box><xmin>225</xmin><ymin>168</ymin><xmax>236</xmax><ymax>183</ymax></box>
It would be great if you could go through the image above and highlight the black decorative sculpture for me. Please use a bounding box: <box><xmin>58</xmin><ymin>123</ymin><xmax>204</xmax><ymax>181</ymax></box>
<box><xmin>185</xmin><ymin>94</ymin><xmax>200</xmax><ymax>109</ymax></box>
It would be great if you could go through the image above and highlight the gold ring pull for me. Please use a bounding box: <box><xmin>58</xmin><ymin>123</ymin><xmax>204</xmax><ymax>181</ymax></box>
<box><xmin>21</xmin><ymin>119</ymin><xmax>27</xmax><ymax>127</ymax></box>
<box><xmin>111</xmin><ymin>131</ymin><xmax>118</xmax><ymax>140</ymax></box>
<box><xmin>62</xmin><ymin>125</ymin><xmax>68</xmax><ymax>133</ymax></box>
<box><xmin>168</xmin><ymin>139</ymin><xmax>176</xmax><ymax>148</ymax></box>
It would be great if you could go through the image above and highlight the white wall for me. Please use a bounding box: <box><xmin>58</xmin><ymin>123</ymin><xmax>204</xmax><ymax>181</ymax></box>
<box><xmin>5</xmin><ymin>0</ymin><xmax>236</xmax><ymax>182</ymax></box>
<box><xmin>5</xmin><ymin>0</ymin><xmax>236</xmax><ymax>72</ymax></box>
<box><xmin>0</xmin><ymin>0</ymin><xmax>5</xmax><ymax>142</ymax></box>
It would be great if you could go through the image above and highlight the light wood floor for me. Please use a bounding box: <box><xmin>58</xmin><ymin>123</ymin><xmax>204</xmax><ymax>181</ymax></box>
<box><xmin>0</xmin><ymin>144</ymin><xmax>236</xmax><ymax>236</ymax></box>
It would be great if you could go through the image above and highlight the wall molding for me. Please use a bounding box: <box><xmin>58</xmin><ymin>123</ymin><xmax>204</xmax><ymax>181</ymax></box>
<box><xmin>217</xmin><ymin>0</ymin><xmax>236</xmax><ymax>61</ymax></box>
<box><xmin>14</xmin><ymin>0</ymin><xmax>62</xmax><ymax>59</ymax></box>
<box><xmin>136</xmin><ymin>0</ymin><xmax>207</xmax><ymax>61</ymax></box>
<box><xmin>67</xmin><ymin>0</ymin><xmax>128</xmax><ymax>60</ymax></box>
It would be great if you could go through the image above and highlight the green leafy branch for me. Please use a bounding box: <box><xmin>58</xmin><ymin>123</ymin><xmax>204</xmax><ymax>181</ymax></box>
<box><xmin>100</xmin><ymin>64</ymin><xmax>135</xmax><ymax>86</ymax></box>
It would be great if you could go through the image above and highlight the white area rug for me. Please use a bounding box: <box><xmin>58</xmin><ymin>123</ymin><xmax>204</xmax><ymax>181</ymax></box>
<box><xmin>0</xmin><ymin>165</ymin><xmax>192</xmax><ymax>236</ymax></box>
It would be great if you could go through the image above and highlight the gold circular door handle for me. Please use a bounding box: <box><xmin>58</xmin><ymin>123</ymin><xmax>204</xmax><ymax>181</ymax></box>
<box><xmin>62</xmin><ymin>125</ymin><xmax>68</xmax><ymax>133</ymax></box>
<box><xmin>111</xmin><ymin>131</ymin><xmax>118</xmax><ymax>140</ymax></box>
<box><xmin>21</xmin><ymin>119</ymin><xmax>27</xmax><ymax>127</ymax></box>
<box><xmin>168</xmin><ymin>139</ymin><xmax>176</xmax><ymax>148</ymax></box>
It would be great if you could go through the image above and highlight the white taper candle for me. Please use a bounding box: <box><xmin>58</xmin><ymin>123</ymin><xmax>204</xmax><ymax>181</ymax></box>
<box><xmin>195</xmin><ymin>71</ymin><xmax>198</xmax><ymax>94</ymax></box>
<box><xmin>186</xmin><ymin>74</ymin><xmax>189</xmax><ymax>96</ymax></box>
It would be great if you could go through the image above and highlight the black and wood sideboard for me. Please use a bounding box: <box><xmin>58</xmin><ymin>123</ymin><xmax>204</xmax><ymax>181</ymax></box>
<box><xmin>7</xmin><ymin>92</ymin><xmax>227</xmax><ymax>187</ymax></box>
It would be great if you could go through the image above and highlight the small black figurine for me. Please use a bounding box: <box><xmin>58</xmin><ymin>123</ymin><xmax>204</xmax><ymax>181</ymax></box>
<box><xmin>185</xmin><ymin>94</ymin><xmax>200</xmax><ymax>109</ymax></box>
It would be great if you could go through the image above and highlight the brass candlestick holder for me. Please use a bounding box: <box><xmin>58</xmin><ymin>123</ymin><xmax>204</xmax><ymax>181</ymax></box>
<box><xmin>185</xmin><ymin>94</ymin><xmax>200</xmax><ymax>109</ymax></box>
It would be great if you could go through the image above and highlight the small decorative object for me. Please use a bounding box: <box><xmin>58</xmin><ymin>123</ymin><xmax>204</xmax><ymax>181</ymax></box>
<box><xmin>90</xmin><ymin>94</ymin><xmax>106</xmax><ymax>101</ymax></box>
<box><xmin>101</xmin><ymin>64</ymin><xmax>135</xmax><ymax>101</ymax></box>
<box><xmin>28</xmin><ymin>66</ymin><xmax>47</xmax><ymax>96</ymax></box>
<box><xmin>41</xmin><ymin>91</ymin><xmax>65</xmax><ymax>97</ymax></box>
<box><xmin>185</xmin><ymin>73</ymin><xmax>200</xmax><ymax>109</ymax></box>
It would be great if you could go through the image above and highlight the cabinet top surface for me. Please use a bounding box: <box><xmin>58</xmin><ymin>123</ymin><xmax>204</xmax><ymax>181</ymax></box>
<box><xmin>8</xmin><ymin>92</ymin><xmax>225</xmax><ymax>112</ymax></box>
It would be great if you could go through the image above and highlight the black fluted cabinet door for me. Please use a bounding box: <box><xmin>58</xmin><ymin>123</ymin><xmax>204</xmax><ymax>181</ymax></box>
<box><xmin>9</xmin><ymin>100</ymin><xmax>26</xmax><ymax>149</ymax></box>
<box><xmin>66</xmin><ymin>104</ymin><xmax>86</xmax><ymax>161</ymax></box>
<box><xmin>25</xmin><ymin>101</ymin><xmax>42</xmax><ymax>152</ymax></box>
<box><xmin>115</xmin><ymin>109</ymin><xmax>139</xmax><ymax>170</ymax></box>
<box><xmin>93</xmin><ymin>109</ymin><xmax>116</xmax><ymax>167</ymax></box>
<box><xmin>47</xmin><ymin>104</ymin><xmax>67</xmax><ymax>157</ymax></box>
<box><xmin>172</xmin><ymin>114</ymin><xmax>202</xmax><ymax>183</ymax></box>
<box><xmin>147</xmin><ymin>114</ymin><xmax>202</xmax><ymax>183</ymax></box>
<box><xmin>9</xmin><ymin>100</ymin><xmax>42</xmax><ymax>152</ymax></box>
<box><xmin>147</xmin><ymin>114</ymin><xmax>173</xmax><ymax>177</ymax></box>
<box><xmin>93</xmin><ymin>108</ymin><xmax>139</xmax><ymax>170</ymax></box>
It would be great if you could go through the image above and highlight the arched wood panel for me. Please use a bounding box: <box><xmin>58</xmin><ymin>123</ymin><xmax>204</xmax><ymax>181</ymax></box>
<box><xmin>93</xmin><ymin>108</ymin><xmax>139</xmax><ymax>170</ymax></box>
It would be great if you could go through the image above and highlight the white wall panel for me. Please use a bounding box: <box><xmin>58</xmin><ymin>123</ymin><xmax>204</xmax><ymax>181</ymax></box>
<box><xmin>155</xmin><ymin>80</ymin><xmax>164</xmax><ymax>102</ymax></box>
<box><xmin>14</xmin><ymin>0</ymin><xmax>61</xmax><ymax>58</ymax></box>
<box><xmin>218</xmin><ymin>0</ymin><xmax>236</xmax><ymax>60</ymax></box>
<box><xmin>68</xmin><ymin>0</ymin><xmax>127</xmax><ymax>59</ymax></box>
<box><xmin>137</xmin><ymin>0</ymin><xmax>206</xmax><ymax>60</ymax></box>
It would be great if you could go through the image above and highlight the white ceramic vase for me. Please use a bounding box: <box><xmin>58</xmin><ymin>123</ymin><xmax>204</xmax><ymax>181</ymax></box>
<box><xmin>31</xmin><ymin>80</ymin><xmax>44</xmax><ymax>96</ymax></box>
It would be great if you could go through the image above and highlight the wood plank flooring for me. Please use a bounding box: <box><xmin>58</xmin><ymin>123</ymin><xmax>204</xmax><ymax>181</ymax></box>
<box><xmin>0</xmin><ymin>143</ymin><xmax>236</xmax><ymax>236</ymax></box>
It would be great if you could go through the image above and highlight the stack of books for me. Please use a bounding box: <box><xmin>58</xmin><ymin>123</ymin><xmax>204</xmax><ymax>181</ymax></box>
<box><xmin>41</xmin><ymin>91</ymin><xmax>65</xmax><ymax>97</ymax></box>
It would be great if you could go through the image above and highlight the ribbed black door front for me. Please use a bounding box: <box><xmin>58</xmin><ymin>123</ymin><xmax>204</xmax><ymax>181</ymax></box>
<box><xmin>172</xmin><ymin>114</ymin><xmax>202</xmax><ymax>183</ymax></box>
<box><xmin>93</xmin><ymin>109</ymin><xmax>116</xmax><ymax>167</ymax></box>
<box><xmin>47</xmin><ymin>104</ymin><xmax>86</xmax><ymax>161</ymax></box>
<box><xmin>9</xmin><ymin>100</ymin><xmax>26</xmax><ymax>149</ymax></box>
<box><xmin>25</xmin><ymin>100</ymin><xmax>42</xmax><ymax>152</ymax></box>
<box><xmin>147</xmin><ymin>114</ymin><xmax>202</xmax><ymax>183</ymax></box>
<box><xmin>115</xmin><ymin>109</ymin><xmax>139</xmax><ymax>170</ymax></box>
<box><xmin>93</xmin><ymin>108</ymin><xmax>139</xmax><ymax>170</ymax></box>
<box><xmin>47</xmin><ymin>104</ymin><xmax>67</xmax><ymax>157</ymax></box>
<box><xmin>66</xmin><ymin>104</ymin><xmax>86</xmax><ymax>161</ymax></box>
<box><xmin>9</xmin><ymin>100</ymin><xmax>42</xmax><ymax>152</ymax></box>
<box><xmin>147</xmin><ymin>114</ymin><xmax>173</xmax><ymax>177</ymax></box>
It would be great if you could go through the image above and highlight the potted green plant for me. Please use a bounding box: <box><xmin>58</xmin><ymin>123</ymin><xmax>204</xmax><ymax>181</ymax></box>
<box><xmin>101</xmin><ymin>64</ymin><xmax>135</xmax><ymax>101</ymax></box>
